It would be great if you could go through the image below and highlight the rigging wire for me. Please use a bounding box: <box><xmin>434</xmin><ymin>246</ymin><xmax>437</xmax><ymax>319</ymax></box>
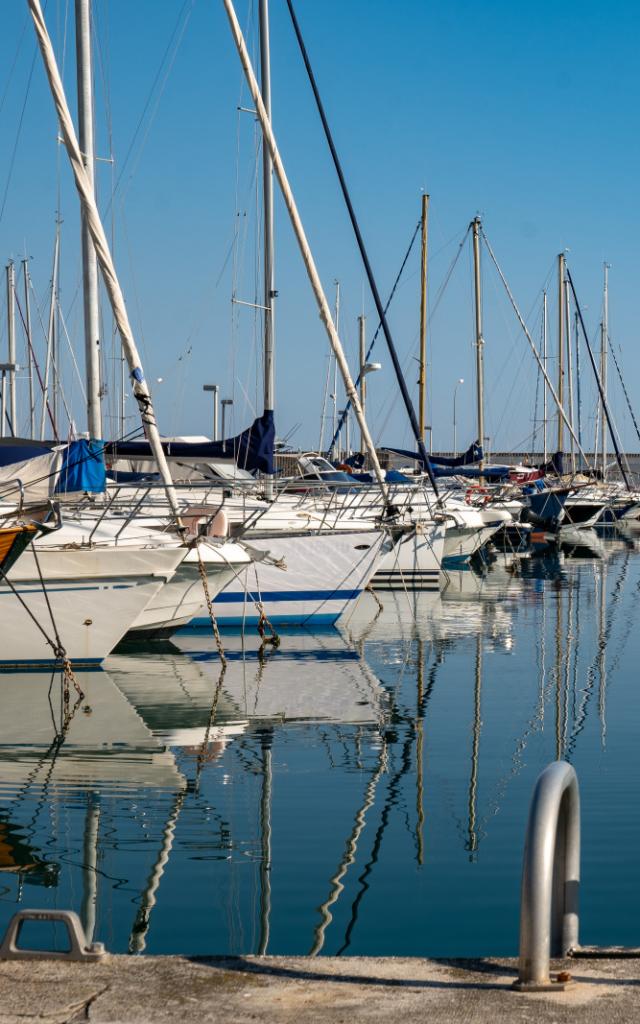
<box><xmin>607</xmin><ymin>338</ymin><xmax>640</xmax><ymax>447</ymax></box>
<box><xmin>284</xmin><ymin>0</ymin><xmax>438</xmax><ymax>493</ymax></box>
<box><xmin>108</xmin><ymin>0</ymin><xmax>196</xmax><ymax>209</ymax></box>
<box><xmin>327</xmin><ymin>218</ymin><xmax>421</xmax><ymax>454</ymax></box>
<box><xmin>0</xmin><ymin>13</ymin><xmax>30</xmax><ymax>119</ymax></box>
<box><xmin>480</xmin><ymin>226</ymin><xmax>591</xmax><ymax>469</ymax></box>
<box><xmin>565</xmin><ymin>266</ymin><xmax>630</xmax><ymax>489</ymax></box>
<box><xmin>0</xmin><ymin>45</ymin><xmax>39</xmax><ymax>226</ymax></box>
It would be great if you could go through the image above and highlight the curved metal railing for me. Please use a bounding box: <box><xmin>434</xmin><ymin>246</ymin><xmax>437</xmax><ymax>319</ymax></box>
<box><xmin>514</xmin><ymin>760</ymin><xmax>580</xmax><ymax>990</ymax></box>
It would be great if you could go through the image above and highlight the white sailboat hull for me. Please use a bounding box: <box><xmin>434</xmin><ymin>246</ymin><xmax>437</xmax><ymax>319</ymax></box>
<box><xmin>1</xmin><ymin>547</ymin><xmax>184</xmax><ymax>668</ymax></box>
<box><xmin>372</xmin><ymin>522</ymin><xmax>445</xmax><ymax>591</ymax></box>
<box><xmin>128</xmin><ymin>541</ymin><xmax>251</xmax><ymax>636</ymax></box>
<box><xmin>196</xmin><ymin>529</ymin><xmax>390</xmax><ymax>627</ymax></box>
<box><xmin>443</xmin><ymin>523</ymin><xmax>502</xmax><ymax>563</ymax></box>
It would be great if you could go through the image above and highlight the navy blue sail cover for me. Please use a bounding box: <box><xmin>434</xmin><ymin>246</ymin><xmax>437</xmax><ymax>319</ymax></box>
<box><xmin>0</xmin><ymin>439</ymin><xmax>53</xmax><ymax>466</ymax></box>
<box><xmin>106</xmin><ymin>410</ymin><xmax>276</xmax><ymax>475</ymax></box>
<box><xmin>382</xmin><ymin>440</ymin><xmax>483</xmax><ymax>472</ymax></box>
<box><xmin>428</xmin><ymin>441</ymin><xmax>484</xmax><ymax>468</ymax></box>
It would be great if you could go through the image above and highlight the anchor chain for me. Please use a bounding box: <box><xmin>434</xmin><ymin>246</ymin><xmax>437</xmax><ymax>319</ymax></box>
<box><xmin>195</xmin><ymin>545</ymin><xmax>227</xmax><ymax>665</ymax></box>
<box><xmin>365</xmin><ymin>583</ymin><xmax>384</xmax><ymax>613</ymax></box>
<box><xmin>252</xmin><ymin>566</ymin><xmax>280</xmax><ymax>648</ymax></box>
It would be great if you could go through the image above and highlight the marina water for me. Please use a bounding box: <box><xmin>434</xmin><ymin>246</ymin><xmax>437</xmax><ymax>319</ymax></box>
<box><xmin>1</xmin><ymin>530</ymin><xmax>638</xmax><ymax>956</ymax></box>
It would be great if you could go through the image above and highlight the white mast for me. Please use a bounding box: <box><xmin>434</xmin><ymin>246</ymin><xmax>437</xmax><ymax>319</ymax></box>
<box><xmin>6</xmin><ymin>263</ymin><xmax>16</xmax><ymax>434</ymax></box>
<box><xmin>28</xmin><ymin>0</ymin><xmax>183</xmax><ymax>524</ymax></box>
<box><xmin>600</xmin><ymin>262</ymin><xmax>609</xmax><ymax>481</ymax></box>
<box><xmin>542</xmin><ymin>290</ymin><xmax>548</xmax><ymax>462</ymax></box>
<box><xmin>565</xmin><ymin>274</ymin><xmax>575</xmax><ymax>473</ymax></box>
<box><xmin>418</xmin><ymin>193</ymin><xmax>429</xmax><ymax>441</ymax></box>
<box><xmin>471</xmin><ymin>217</ymin><xmax>485</xmax><ymax>472</ymax></box>
<box><xmin>258</xmin><ymin>0</ymin><xmax>275</xmax><ymax>496</ymax></box>
<box><xmin>358</xmin><ymin>313</ymin><xmax>366</xmax><ymax>454</ymax></box>
<box><xmin>557</xmin><ymin>253</ymin><xmax>565</xmax><ymax>454</ymax></box>
<box><xmin>332</xmin><ymin>280</ymin><xmax>340</xmax><ymax>456</ymax></box>
<box><xmin>75</xmin><ymin>0</ymin><xmax>102</xmax><ymax>439</ymax></box>
<box><xmin>222</xmin><ymin>0</ymin><xmax>387</xmax><ymax>494</ymax></box>
<box><xmin>41</xmin><ymin>228</ymin><xmax>60</xmax><ymax>440</ymax></box>
<box><xmin>259</xmin><ymin>0</ymin><xmax>275</xmax><ymax>417</ymax></box>
<box><xmin>21</xmin><ymin>259</ymin><xmax>36</xmax><ymax>437</ymax></box>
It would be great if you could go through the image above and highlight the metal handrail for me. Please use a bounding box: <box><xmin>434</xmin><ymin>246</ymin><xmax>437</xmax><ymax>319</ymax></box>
<box><xmin>514</xmin><ymin>760</ymin><xmax>580</xmax><ymax>991</ymax></box>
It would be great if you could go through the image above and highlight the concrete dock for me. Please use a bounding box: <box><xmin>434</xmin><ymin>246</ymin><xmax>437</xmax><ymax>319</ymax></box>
<box><xmin>2</xmin><ymin>955</ymin><xmax>640</xmax><ymax>1023</ymax></box>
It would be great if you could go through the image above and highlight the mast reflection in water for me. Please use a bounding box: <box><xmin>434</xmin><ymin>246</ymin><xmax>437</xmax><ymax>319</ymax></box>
<box><xmin>0</xmin><ymin>537</ymin><xmax>639</xmax><ymax>956</ymax></box>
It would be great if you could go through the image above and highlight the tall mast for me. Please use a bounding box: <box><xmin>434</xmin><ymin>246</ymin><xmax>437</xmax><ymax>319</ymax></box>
<box><xmin>471</xmin><ymin>218</ymin><xmax>485</xmax><ymax>472</ymax></box>
<box><xmin>21</xmin><ymin>259</ymin><xmax>36</xmax><ymax>437</ymax></box>
<box><xmin>332</xmin><ymin>281</ymin><xmax>340</xmax><ymax>456</ymax></box>
<box><xmin>565</xmin><ymin>272</ymin><xmax>575</xmax><ymax>473</ymax></box>
<box><xmin>53</xmin><ymin>216</ymin><xmax>62</xmax><ymax>431</ymax></box>
<box><xmin>542</xmin><ymin>290</ymin><xmax>548</xmax><ymax>462</ymax></box>
<box><xmin>41</xmin><ymin>228</ymin><xmax>60</xmax><ymax>439</ymax></box>
<box><xmin>418</xmin><ymin>193</ymin><xmax>429</xmax><ymax>440</ymax></box>
<box><xmin>222</xmin><ymin>0</ymin><xmax>388</xmax><ymax>494</ymax></box>
<box><xmin>29</xmin><ymin>0</ymin><xmax>183</xmax><ymax>525</ymax></box>
<box><xmin>258</xmin><ymin>0</ymin><xmax>275</xmax><ymax>417</ymax></box>
<box><xmin>6</xmin><ymin>263</ymin><xmax>16</xmax><ymax>435</ymax></box>
<box><xmin>557</xmin><ymin>253</ymin><xmax>565</xmax><ymax>454</ymax></box>
<box><xmin>574</xmin><ymin>310</ymin><xmax>582</xmax><ymax>450</ymax></box>
<box><xmin>75</xmin><ymin>0</ymin><xmax>102</xmax><ymax>439</ymax></box>
<box><xmin>600</xmin><ymin>262</ymin><xmax>609</xmax><ymax>480</ymax></box>
<box><xmin>358</xmin><ymin>313</ymin><xmax>366</xmax><ymax>453</ymax></box>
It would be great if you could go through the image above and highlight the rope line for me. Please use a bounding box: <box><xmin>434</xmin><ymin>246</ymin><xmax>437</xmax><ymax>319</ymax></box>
<box><xmin>608</xmin><ymin>340</ymin><xmax>640</xmax><ymax>447</ymax></box>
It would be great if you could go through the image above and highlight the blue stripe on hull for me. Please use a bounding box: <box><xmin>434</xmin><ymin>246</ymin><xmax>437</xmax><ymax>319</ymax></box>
<box><xmin>187</xmin><ymin>612</ymin><xmax>341</xmax><ymax>628</ymax></box>
<box><xmin>179</xmin><ymin>647</ymin><xmax>359</xmax><ymax>662</ymax></box>
<box><xmin>0</xmin><ymin>659</ymin><xmax>103</xmax><ymax>672</ymax></box>
<box><xmin>214</xmin><ymin>588</ymin><xmax>360</xmax><ymax>604</ymax></box>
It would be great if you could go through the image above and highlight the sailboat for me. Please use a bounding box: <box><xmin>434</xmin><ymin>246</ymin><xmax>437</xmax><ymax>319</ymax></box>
<box><xmin>0</xmin><ymin>0</ymin><xmax>260</xmax><ymax>662</ymax></box>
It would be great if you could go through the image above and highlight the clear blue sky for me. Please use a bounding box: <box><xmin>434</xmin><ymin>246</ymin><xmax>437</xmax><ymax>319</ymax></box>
<box><xmin>1</xmin><ymin>1</ymin><xmax>639</xmax><ymax>453</ymax></box>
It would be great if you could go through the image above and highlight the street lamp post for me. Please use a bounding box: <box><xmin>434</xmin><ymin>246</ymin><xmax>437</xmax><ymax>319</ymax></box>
<box><xmin>203</xmin><ymin>384</ymin><xmax>220</xmax><ymax>441</ymax></box>
<box><xmin>221</xmin><ymin>398</ymin><xmax>233</xmax><ymax>452</ymax></box>
<box><xmin>453</xmin><ymin>378</ymin><xmax>464</xmax><ymax>457</ymax></box>
<box><xmin>0</xmin><ymin>363</ymin><xmax>18</xmax><ymax>438</ymax></box>
<box><xmin>338</xmin><ymin>409</ymin><xmax>350</xmax><ymax>458</ymax></box>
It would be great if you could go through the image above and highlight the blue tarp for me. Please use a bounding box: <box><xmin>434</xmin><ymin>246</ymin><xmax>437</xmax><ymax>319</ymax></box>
<box><xmin>55</xmin><ymin>439</ymin><xmax>106</xmax><ymax>494</ymax></box>
<box><xmin>106</xmin><ymin>410</ymin><xmax>276</xmax><ymax>475</ymax></box>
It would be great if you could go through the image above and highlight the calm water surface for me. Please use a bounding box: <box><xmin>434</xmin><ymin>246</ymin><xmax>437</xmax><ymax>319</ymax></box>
<box><xmin>1</xmin><ymin>529</ymin><xmax>640</xmax><ymax>956</ymax></box>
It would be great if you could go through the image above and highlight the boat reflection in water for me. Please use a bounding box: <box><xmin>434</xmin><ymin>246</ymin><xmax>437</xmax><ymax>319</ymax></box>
<box><xmin>158</xmin><ymin>629</ymin><xmax>388</xmax><ymax>727</ymax></box>
<box><xmin>0</xmin><ymin>537</ymin><xmax>636</xmax><ymax>957</ymax></box>
<box><xmin>0</xmin><ymin>670</ymin><xmax>185</xmax><ymax>948</ymax></box>
<box><xmin>0</xmin><ymin>630</ymin><xmax>388</xmax><ymax>955</ymax></box>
